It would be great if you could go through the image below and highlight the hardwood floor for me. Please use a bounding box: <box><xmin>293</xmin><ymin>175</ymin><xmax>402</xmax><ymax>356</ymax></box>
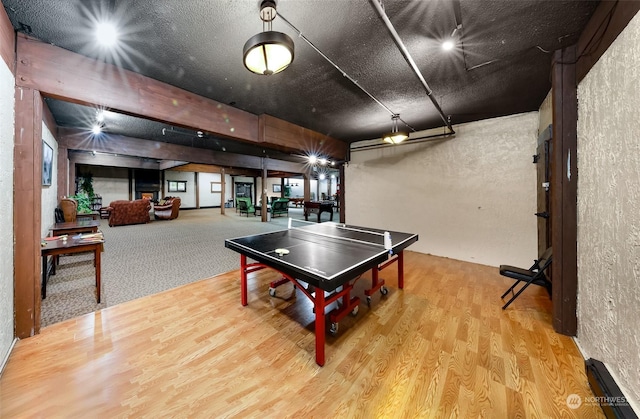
<box><xmin>0</xmin><ymin>251</ymin><xmax>603</xmax><ymax>418</ymax></box>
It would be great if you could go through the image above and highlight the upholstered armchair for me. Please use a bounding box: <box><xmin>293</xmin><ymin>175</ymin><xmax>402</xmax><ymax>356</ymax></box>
<box><xmin>107</xmin><ymin>199</ymin><xmax>151</xmax><ymax>227</ymax></box>
<box><xmin>237</xmin><ymin>198</ymin><xmax>255</xmax><ymax>216</ymax></box>
<box><xmin>154</xmin><ymin>197</ymin><xmax>181</xmax><ymax>220</ymax></box>
<box><xmin>271</xmin><ymin>198</ymin><xmax>289</xmax><ymax>217</ymax></box>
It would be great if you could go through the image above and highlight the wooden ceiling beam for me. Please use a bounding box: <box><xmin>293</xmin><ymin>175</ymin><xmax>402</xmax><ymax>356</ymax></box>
<box><xmin>58</xmin><ymin>127</ymin><xmax>262</xmax><ymax>168</ymax></box>
<box><xmin>171</xmin><ymin>163</ymin><xmax>223</xmax><ymax>174</ymax></box>
<box><xmin>260</xmin><ymin>114</ymin><xmax>348</xmax><ymax>161</ymax></box>
<box><xmin>58</xmin><ymin>128</ymin><xmax>307</xmax><ymax>174</ymax></box>
<box><xmin>16</xmin><ymin>34</ymin><xmax>258</xmax><ymax>144</ymax></box>
<box><xmin>15</xmin><ymin>34</ymin><xmax>348</xmax><ymax>160</ymax></box>
<box><xmin>576</xmin><ymin>1</ymin><xmax>640</xmax><ymax>83</ymax></box>
<box><xmin>159</xmin><ymin>161</ymin><xmax>189</xmax><ymax>171</ymax></box>
<box><xmin>69</xmin><ymin>151</ymin><xmax>160</xmax><ymax>170</ymax></box>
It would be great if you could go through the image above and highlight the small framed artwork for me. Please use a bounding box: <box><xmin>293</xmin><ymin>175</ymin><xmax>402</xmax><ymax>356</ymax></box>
<box><xmin>42</xmin><ymin>140</ymin><xmax>53</xmax><ymax>186</ymax></box>
<box><xmin>211</xmin><ymin>182</ymin><xmax>222</xmax><ymax>193</ymax></box>
<box><xmin>273</xmin><ymin>184</ymin><xmax>282</xmax><ymax>193</ymax></box>
<box><xmin>168</xmin><ymin>180</ymin><xmax>187</xmax><ymax>192</ymax></box>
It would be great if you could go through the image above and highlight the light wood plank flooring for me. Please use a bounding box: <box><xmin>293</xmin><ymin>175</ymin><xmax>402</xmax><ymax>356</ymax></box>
<box><xmin>0</xmin><ymin>251</ymin><xmax>603</xmax><ymax>418</ymax></box>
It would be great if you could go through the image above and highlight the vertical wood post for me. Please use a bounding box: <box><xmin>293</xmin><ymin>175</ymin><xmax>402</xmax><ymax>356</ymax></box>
<box><xmin>261</xmin><ymin>159</ymin><xmax>267</xmax><ymax>222</ymax></box>
<box><xmin>220</xmin><ymin>168</ymin><xmax>226</xmax><ymax>215</ymax></box>
<box><xmin>551</xmin><ymin>46</ymin><xmax>578</xmax><ymax>335</ymax></box>
<box><xmin>194</xmin><ymin>172</ymin><xmax>199</xmax><ymax>209</ymax></box>
<box><xmin>339</xmin><ymin>164</ymin><xmax>345</xmax><ymax>224</ymax></box>
<box><xmin>13</xmin><ymin>87</ymin><xmax>43</xmax><ymax>337</ymax></box>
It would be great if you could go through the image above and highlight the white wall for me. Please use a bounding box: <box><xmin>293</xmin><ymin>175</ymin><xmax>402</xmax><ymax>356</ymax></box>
<box><xmin>41</xmin><ymin>123</ymin><xmax>58</xmax><ymax>237</ymax></box>
<box><xmin>576</xmin><ymin>11</ymin><xmax>640</xmax><ymax>410</ymax></box>
<box><xmin>0</xmin><ymin>52</ymin><xmax>14</xmax><ymax>369</ymax></box>
<box><xmin>285</xmin><ymin>179</ymin><xmax>304</xmax><ymax>198</ymax></box>
<box><xmin>199</xmin><ymin>172</ymin><xmax>222</xmax><ymax>207</ymax></box>
<box><xmin>165</xmin><ymin>170</ymin><xmax>195</xmax><ymax>207</ymax></box>
<box><xmin>346</xmin><ymin>112</ymin><xmax>538</xmax><ymax>268</ymax></box>
<box><xmin>94</xmin><ymin>167</ymin><xmax>130</xmax><ymax>206</ymax></box>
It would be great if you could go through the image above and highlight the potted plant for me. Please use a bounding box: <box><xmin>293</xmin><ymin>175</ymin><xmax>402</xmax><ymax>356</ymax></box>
<box><xmin>79</xmin><ymin>173</ymin><xmax>94</xmax><ymax>198</ymax></box>
<box><xmin>70</xmin><ymin>194</ymin><xmax>92</xmax><ymax>214</ymax></box>
<box><xmin>71</xmin><ymin>173</ymin><xmax>95</xmax><ymax>214</ymax></box>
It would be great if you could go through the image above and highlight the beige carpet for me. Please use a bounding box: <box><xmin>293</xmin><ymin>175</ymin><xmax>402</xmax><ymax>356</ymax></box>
<box><xmin>40</xmin><ymin>206</ymin><xmax>333</xmax><ymax>327</ymax></box>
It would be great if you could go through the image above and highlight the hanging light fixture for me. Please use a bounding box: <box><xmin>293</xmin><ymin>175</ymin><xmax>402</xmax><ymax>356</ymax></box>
<box><xmin>243</xmin><ymin>0</ymin><xmax>294</xmax><ymax>75</ymax></box>
<box><xmin>383</xmin><ymin>114</ymin><xmax>409</xmax><ymax>144</ymax></box>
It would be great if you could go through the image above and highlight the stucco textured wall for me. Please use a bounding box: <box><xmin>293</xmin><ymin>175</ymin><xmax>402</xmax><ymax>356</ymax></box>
<box><xmin>576</xmin><ymin>12</ymin><xmax>640</xmax><ymax>409</ymax></box>
<box><xmin>0</xmin><ymin>55</ymin><xmax>14</xmax><ymax>366</ymax></box>
<box><xmin>346</xmin><ymin>112</ymin><xmax>538</xmax><ymax>268</ymax></box>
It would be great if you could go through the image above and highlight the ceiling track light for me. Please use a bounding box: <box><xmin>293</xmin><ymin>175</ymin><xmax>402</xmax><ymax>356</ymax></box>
<box><xmin>243</xmin><ymin>0</ymin><xmax>294</xmax><ymax>75</ymax></box>
<box><xmin>383</xmin><ymin>114</ymin><xmax>409</xmax><ymax>144</ymax></box>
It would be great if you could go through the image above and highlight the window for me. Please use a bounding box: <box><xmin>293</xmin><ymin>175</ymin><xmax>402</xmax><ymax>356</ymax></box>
<box><xmin>168</xmin><ymin>180</ymin><xmax>187</xmax><ymax>192</ymax></box>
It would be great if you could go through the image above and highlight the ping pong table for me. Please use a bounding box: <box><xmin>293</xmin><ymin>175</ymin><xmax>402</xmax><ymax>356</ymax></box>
<box><xmin>225</xmin><ymin>221</ymin><xmax>418</xmax><ymax>366</ymax></box>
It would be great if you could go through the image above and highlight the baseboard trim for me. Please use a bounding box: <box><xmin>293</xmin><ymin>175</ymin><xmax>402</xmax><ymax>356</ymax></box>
<box><xmin>0</xmin><ymin>337</ymin><xmax>18</xmax><ymax>377</ymax></box>
<box><xmin>585</xmin><ymin>358</ymin><xmax>638</xmax><ymax>419</ymax></box>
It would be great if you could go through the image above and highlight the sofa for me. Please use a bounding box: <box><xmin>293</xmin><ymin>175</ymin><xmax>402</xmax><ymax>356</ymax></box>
<box><xmin>154</xmin><ymin>197</ymin><xmax>181</xmax><ymax>220</ymax></box>
<box><xmin>107</xmin><ymin>199</ymin><xmax>151</xmax><ymax>227</ymax></box>
<box><xmin>271</xmin><ymin>198</ymin><xmax>289</xmax><ymax>217</ymax></box>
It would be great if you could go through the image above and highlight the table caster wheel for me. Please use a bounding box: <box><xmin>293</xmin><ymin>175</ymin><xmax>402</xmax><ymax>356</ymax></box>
<box><xmin>269</xmin><ymin>288</ymin><xmax>276</xmax><ymax>297</ymax></box>
<box><xmin>380</xmin><ymin>286</ymin><xmax>388</xmax><ymax>296</ymax></box>
<box><xmin>330</xmin><ymin>322</ymin><xmax>339</xmax><ymax>336</ymax></box>
<box><xmin>366</xmin><ymin>296</ymin><xmax>371</xmax><ymax>307</ymax></box>
<box><xmin>350</xmin><ymin>305</ymin><xmax>359</xmax><ymax>316</ymax></box>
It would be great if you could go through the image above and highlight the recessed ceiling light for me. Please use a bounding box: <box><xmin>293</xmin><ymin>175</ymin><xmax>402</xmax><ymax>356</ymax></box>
<box><xmin>96</xmin><ymin>21</ymin><xmax>118</xmax><ymax>47</ymax></box>
<box><xmin>96</xmin><ymin>110</ymin><xmax>105</xmax><ymax>122</ymax></box>
<box><xmin>308</xmin><ymin>155</ymin><xmax>317</xmax><ymax>164</ymax></box>
<box><xmin>91</xmin><ymin>124</ymin><xmax>102</xmax><ymax>135</ymax></box>
<box><xmin>442</xmin><ymin>39</ymin><xmax>455</xmax><ymax>51</ymax></box>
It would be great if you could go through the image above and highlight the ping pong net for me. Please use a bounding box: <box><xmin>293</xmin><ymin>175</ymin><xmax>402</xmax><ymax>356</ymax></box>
<box><xmin>286</xmin><ymin>218</ymin><xmax>393</xmax><ymax>252</ymax></box>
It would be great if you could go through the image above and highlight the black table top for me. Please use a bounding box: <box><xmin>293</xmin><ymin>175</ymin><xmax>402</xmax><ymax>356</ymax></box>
<box><xmin>225</xmin><ymin>222</ymin><xmax>418</xmax><ymax>292</ymax></box>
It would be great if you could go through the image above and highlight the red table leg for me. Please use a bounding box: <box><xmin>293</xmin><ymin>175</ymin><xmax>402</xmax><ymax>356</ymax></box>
<box><xmin>241</xmin><ymin>254</ymin><xmax>248</xmax><ymax>306</ymax></box>
<box><xmin>314</xmin><ymin>289</ymin><xmax>326</xmax><ymax>366</ymax></box>
<box><xmin>398</xmin><ymin>251</ymin><xmax>404</xmax><ymax>289</ymax></box>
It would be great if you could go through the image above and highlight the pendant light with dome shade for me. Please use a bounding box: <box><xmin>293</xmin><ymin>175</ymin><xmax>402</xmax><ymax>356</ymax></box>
<box><xmin>243</xmin><ymin>0</ymin><xmax>295</xmax><ymax>75</ymax></box>
<box><xmin>383</xmin><ymin>114</ymin><xmax>409</xmax><ymax>144</ymax></box>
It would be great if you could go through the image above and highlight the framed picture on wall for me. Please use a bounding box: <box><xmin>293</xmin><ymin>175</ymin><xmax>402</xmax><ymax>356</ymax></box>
<box><xmin>42</xmin><ymin>140</ymin><xmax>53</xmax><ymax>186</ymax></box>
<box><xmin>273</xmin><ymin>184</ymin><xmax>281</xmax><ymax>193</ymax></box>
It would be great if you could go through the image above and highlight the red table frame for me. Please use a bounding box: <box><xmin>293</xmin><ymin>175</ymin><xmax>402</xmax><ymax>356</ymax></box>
<box><xmin>238</xmin><ymin>250</ymin><xmax>406</xmax><ymax>366</ymax></box>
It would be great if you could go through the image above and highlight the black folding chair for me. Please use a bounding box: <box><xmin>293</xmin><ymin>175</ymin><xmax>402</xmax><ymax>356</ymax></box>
<box><xmin>500</xmin><ymin>247</ymin><xmax>552</xmax><ymax>310</ymax></box>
